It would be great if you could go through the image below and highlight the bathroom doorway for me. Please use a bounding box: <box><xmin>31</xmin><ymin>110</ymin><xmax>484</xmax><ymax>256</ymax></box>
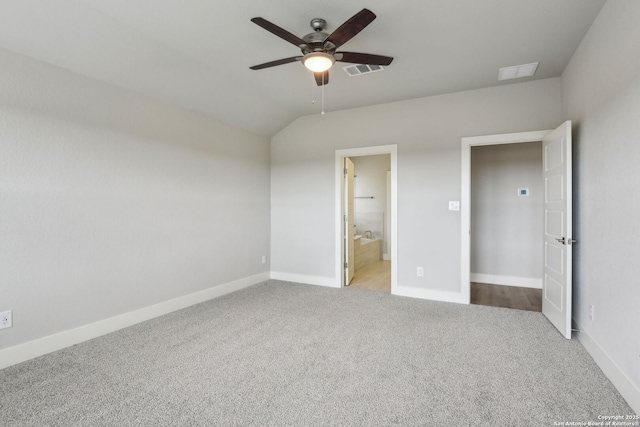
<box><xmin>348</xmin><ymin>154</ymin><xmax>391</xmax><ymax>292</ymax></box>
<box><xmin>335</xmin><ymin>145</ymin><xmax>397</xmax><ymax>293</ymax></box>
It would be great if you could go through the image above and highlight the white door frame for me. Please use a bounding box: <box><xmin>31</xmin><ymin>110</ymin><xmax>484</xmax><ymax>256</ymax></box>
<box><xmin>461</xmin><ymin>130</ymin><xmax>551</xmax><ymax>303</ymax></box>
<box><xmin>335</xmin><ymin>145</ymin><xmax>398</xmax><ymax>292</ymax></box>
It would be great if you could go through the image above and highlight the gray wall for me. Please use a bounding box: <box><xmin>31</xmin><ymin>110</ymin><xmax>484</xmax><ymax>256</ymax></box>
<box><xmin>471</xmin><ymin>142</ymin><xmax>543</xmax><ymax>284</ymax></box>
<box><xmin>271</xmin><ymin>78</ymin><xmax>562</xmax><ymax>292</ymax></box>
<box><xmin>562</xmin><ymin>0</ymin><xmax>640</xmax><ymax>403</ymax></box>
<box><xmin>0</xmin><ymin>47</ymin><xmax>271</xmax><ymax>350</ymax></box>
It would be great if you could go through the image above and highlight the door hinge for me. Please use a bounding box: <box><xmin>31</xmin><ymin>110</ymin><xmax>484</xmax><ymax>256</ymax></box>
<box><xmin>344</xmin><ymin>262</ymin><xmax>348</xmax><ymax>269</ymax></box>
<box><xmin>344</xmin><ymin>168</ymin><xmax>348</xmax><ymax>176</ymax></box>
<box><xmin>344</xmin><ymin>214</ymin><xmax>347</xmax><ymax>222</ymax></box>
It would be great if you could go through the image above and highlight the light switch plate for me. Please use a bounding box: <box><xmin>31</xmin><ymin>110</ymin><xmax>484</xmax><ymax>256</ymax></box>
<box><xmin>449</xmin><ymin>201</ymin><xmax>460</xmax><ymax>211</ymax></box>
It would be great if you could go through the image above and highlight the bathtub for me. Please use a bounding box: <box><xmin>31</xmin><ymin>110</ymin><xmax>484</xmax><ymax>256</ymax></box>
<box><xmin>353</xmin><ymin>236</ymin><xmax>381</xmax><ymax>271</ymax></box>
<box><xmin>354</xmin><ymin>235</ymin><xmax>376</xmax><ymax>244</ymax></box>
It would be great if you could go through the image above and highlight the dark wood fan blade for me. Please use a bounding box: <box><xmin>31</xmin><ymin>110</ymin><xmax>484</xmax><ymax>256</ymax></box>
<box><xmin>314</xmin><ymin>70</ymin><xmax>329</xmax><ymax>86</ymax></box>
<box><xmin>335</xmin><ymin>52</ymin><xmax>393</xmax><ymax>66</ymax></box>
<box><xmin>325</xmin><ymin>9</ymin><xmax>376</xmax><ymax>49</ymax></box>
<box><xmin>251</xmin><ymin>17</ymin><xmax>307</xmax><ymax>48</ymax></box>
<box><xmin>250</xmin><ymin>56</ymin><xmax>302</xmax><ymax>70</ymax></box>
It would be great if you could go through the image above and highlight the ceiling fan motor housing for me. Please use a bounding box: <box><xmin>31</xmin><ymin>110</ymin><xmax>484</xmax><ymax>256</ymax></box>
<box><xmin>301</xmin><ymin>18</ymin><xmax>337</xmax><ymax>54</ymax></box>
<box><xmin>302</xmin><ymin>32</ymin><xmax>334</xmax><ymax>54</ymax></box>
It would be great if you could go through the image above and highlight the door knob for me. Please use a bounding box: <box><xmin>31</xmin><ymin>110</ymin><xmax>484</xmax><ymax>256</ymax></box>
<box><xmin>555</xmin><ymin>237</ymin><xmax>577</xmax><ymax>245</ymax></box>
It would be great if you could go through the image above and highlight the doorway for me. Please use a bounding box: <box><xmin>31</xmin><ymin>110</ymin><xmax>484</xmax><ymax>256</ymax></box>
<box><xmin>461</xmin><ymin>124</ymin><xmax>574</xmax><ymax>338</ymax></box>
<box><xmin>347</xmin><ymin>154</ymin><xmax>391</xmax><ymax>292</ymax></box>
<box><xmin>335</xmin><ymin>145</ymin><xmax>397</xmax><ymax>293</ymax></box>
<box><xmin>469</xmin><ymin>142</ymin><xmax>543</xmax><ymax>312</ymax></box>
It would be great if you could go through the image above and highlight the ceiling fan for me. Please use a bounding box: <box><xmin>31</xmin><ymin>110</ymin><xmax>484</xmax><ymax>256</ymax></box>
<box><xmin>249</xmin><ymin>8</ymin><xmax>393</xmax><ymax>86</ymax></box>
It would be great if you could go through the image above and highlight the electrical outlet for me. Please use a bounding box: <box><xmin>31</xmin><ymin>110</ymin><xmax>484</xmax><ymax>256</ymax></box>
<box><xmin>589</xmin><ymin>305</ymin><xmax>595</xmax><ymax>321</ymax></box>
<box><xmin>0</xmin><ymin>310</ymin><xmax>12</xmax><ymax>329</ymax></box>
<box><xmin>261</xmin><ymin>255</ymin><xmax>266</xmax><ymax>264</ymax></box>
<box><xmin>417</xmin><ymin>267</ymin><xmax>424</xmax><ymax>277</ymax></box>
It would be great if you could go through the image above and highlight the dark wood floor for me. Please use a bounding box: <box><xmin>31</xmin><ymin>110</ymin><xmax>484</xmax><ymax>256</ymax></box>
<box><xmin>471</xmin><ymin>282</ymin><xmax>542</xmax><ymax>312</ymax></box>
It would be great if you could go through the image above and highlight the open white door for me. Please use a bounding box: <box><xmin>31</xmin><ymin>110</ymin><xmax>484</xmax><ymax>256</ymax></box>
<box><xmin>344</xmin><ymin>158</ymin><xmax>355</xmax><ymax>285</ymax></box>
<box><xmin>542</xmin><ymin>121</ymin><xmax>573</xmax><ymax>339</ymax></box>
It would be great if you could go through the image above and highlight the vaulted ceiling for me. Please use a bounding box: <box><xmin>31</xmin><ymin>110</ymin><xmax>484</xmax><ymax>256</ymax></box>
<box><xmin>0</xmin><ymin>0</ymin><xmax>606</xmax><ymax>136</ymax></box>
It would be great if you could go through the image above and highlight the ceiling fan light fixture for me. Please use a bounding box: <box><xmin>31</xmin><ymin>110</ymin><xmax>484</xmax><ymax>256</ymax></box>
<box><xmin>303</xmin><ymin>52</ymin><xmax>335</xmax><ymax>72</ymax></box>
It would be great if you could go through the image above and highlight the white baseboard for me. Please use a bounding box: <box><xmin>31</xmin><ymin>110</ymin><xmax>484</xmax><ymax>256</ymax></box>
<box><xmin>0</xmin><ymin>272</ymin><xmax>270</xmax><ymax>370</ymax></box>
<box><xmin>383</xmin><ymin>253</ymin><xmax>391</xmax><ymax>261</ymax></box>
<box><xmin>470</xmin><ymin>273</ymin><xmax>542</xmax><ymax>289</ymax></box>
<box><xmin>393</xmin><ymin>286</ymin><xmax>467</xmax><ymax>304</ymax></box>
<box><xmin>270</xmin><ymin>271</ymin><xmax>339</xmax><ymax>288</ymax></box>
<box><xmin>577</xmin><ymin>328</ymin><xmax>640</xmax><ymax>414</ymax></box>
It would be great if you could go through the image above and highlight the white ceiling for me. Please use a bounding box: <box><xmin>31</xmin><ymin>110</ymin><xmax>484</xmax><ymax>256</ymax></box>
<box><xmin>0</xmin><ymin>0</ymin><xmax>606</xmax><ymax>136</ymax></box>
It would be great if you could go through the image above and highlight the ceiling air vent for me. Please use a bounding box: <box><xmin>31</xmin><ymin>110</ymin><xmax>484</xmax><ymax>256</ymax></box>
<box><xmin>498</xmin><ymin>62</ymin><xmax>539</xmax><ymax>81</ymax></box>
<box><xmin>343</xmin><ymin>64</ymin><xmax>384</xmax><ymax>77</ymax></box>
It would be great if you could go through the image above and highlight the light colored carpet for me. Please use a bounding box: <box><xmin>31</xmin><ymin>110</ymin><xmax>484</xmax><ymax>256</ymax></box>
<box><xmin>0</xmin><ymin>280</ymin><xmax>634</xmax><ymax>426</ymax></box>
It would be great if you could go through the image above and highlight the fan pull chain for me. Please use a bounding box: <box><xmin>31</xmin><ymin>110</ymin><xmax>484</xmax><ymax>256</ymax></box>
<box><xmin>311</xmin><ymin>76</ymin><xmax>315</xmax><ymax>105</ymax></box>
<box><xmin>321</xmin><ymin>74</ymin><xmax>325</xmax><ymax>115</ymax></box>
